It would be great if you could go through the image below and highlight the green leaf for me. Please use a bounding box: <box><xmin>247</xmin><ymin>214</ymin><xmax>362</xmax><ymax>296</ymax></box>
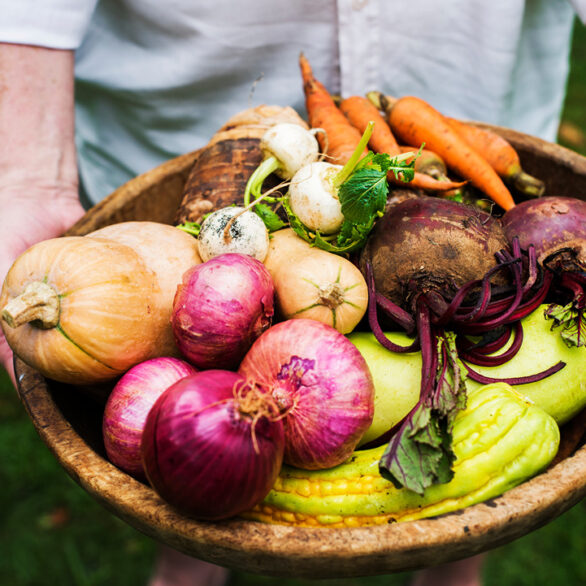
<box><xmin>337</xmin><ymin>151</ymin><xmax>417</xmax><ymax>224</ymax></box>
<box><xmin>282</xmin><ymin>149</ymin><xmax>416</xmax><ymax>255</ymax></box>
<box><xmin>378</xmin><ymin>332</ymin><xmax>467</xmax><ymax>494</ymax></box>
<box><xmin>254</xmin><ymin>203</ymin><xmax>287</xmax><ymax>232</ymax></box>
<box><xmin>282</xmin><ymin>198</ymin><xmax>319</xmax><ymax>245</ymax></box>
<box><xmin>338</xmin><ymin>167</ymin><xmax>389</xmax><ymax>224</ymax></box>
<box><xmin>175</xmin><ymin>221</ymin><xmax>201</xmax><ymax>237</ymax></box>
<box><xmin>545</xmin><ymin>301</ymin><xmax>586</xmax><ymax>347</ymax></box>
<box><xmin>389</xmin><ymin>161</ymin><xmax>415</xmax><ymax>183</ymax></box>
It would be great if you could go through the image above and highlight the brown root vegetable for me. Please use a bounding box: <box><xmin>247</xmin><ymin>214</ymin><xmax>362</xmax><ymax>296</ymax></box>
<box><xmin>361</xmin><ymin>197</ymin><xmax>509</xmax><ymax>309</ymax></box>
<box><xmin>175</xmin><ymin>105</ymin><xmax>308</xmax><ymax>226</ymax></box>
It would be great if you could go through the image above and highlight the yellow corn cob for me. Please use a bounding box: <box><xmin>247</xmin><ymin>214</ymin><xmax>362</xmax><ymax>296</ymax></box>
<box><xmin>242</xmin><ymin>383</ymin><xmax>560</xmax><ymax>528</ymax></box>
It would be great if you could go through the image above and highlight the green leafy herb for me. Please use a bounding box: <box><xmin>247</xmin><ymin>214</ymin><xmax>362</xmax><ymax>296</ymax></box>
<box><xmin>338</xmin><ymin>166</ymin><xmax>388</xmax><ymax>224</ymax></box>
<box><xmin>284</xmin><ymin>149</ymin><xmax>417</xmax><ymax>255</ymax></box>
<box><xmin>338</xmin><ymin>150</ymin><xmax>416</xmax><ymax>224</ymax></box>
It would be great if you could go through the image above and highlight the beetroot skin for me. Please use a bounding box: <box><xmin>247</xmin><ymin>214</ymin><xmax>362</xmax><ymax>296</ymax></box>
<box><xmin>502</xmin><ymin>196</ymin><xmax>586</xmax><ymax>270</ymax></box>
<box><xmin>360</xmin><ymin>197</ymin><xmax>509</xmax><ymax>310</ymax></box>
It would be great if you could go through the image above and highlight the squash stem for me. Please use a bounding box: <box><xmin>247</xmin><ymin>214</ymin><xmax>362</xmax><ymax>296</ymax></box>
<box><xmin>333</xmin><ymin>121</ymin><xmax>374</xmax><ymax>189</ymax></box>
<box><xmin>1</xmin><ymin>281</ymin><xmax>60</xmax><ymax>329</ymax></box>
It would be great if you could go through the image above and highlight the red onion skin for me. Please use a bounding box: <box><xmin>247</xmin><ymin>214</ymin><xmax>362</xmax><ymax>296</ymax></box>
<box><xmin>238</xmin><ymin>318</ymin><xmax>375</xmax><ymax>470</ymax></box>
<box><xmin>171</xmin><ymin>253</ymin><xmax>275</xmax><ymax>370</ymax></box>
<box><xmin>141</xmin><ymin>370</ymin><xmax>285</xmax><ymax>520</ymax></box>
<box><xmin>103</xmin><ymin>357</ymin><xmax>197</xmax><ymax>479</ymax></box>
<box><xmin>502</xmin><ymin>197</ymin><xmax>586</xmax><ymax>268</ymax></box>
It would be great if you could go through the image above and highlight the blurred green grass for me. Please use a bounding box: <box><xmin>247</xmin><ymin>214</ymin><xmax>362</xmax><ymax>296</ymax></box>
<box><xmin>2</xmin><ymin>20</ymin><xmax>586</xmax><ymax>586</ymax></box>
<box><xmin>558</xmin><ymin>20</ymin><xmax>586</xmax><ymax>156</ymax></box>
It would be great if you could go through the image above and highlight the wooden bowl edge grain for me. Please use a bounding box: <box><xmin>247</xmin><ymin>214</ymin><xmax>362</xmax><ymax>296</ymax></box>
<box><xmin>14</xmin><ymin>126</ymin><xmax>586</xmax><ymax>578</ymax></box>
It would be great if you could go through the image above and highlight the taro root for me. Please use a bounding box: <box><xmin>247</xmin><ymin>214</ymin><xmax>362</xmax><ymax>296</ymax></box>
<box><xmin>175</xmin><ymin>105</ymin><xmax>308</xmax><ymax>226</ymax></box>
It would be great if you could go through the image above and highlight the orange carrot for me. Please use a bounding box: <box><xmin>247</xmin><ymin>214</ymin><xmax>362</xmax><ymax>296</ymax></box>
<box><xmin>299</xmin><ymin>53</ymin><xmax>366</xmax><ymax>165</ymax></box>
<box><xmin>339</xmin><ymin>95</ymin><xmax>466</xmax><ymax>192</ymax></box>
<box><xmin>398</xmin><ymin>145</ymin><xmax>449</xmax><ymax>179</ymax></box>
<box><xmin>445</xmin><ymin>117</ymin><xmax>545</xmax><ymax>197</ymax></box>
<box><xmin>339</xmin><ymin>95</ymin><xmax>402</xmax><ymax>156</ymax></box>
<box><xmin>368</xmin><ymin>92</ymin><xmax>517</xmax><ymax>211</ymax></box>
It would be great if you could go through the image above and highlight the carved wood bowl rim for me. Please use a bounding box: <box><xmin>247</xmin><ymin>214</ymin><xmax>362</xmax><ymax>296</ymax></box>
<box><xmin>13</xmin><ymin>125</ymin><xmax>586</xmax><ymax>579</ymax></box>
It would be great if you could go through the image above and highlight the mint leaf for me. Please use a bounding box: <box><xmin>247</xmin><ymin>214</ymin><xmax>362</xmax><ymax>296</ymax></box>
<box><xmin>379</xmin><ymin>332</ymin><xmax>467</xmax><ymax>494</ymax></box>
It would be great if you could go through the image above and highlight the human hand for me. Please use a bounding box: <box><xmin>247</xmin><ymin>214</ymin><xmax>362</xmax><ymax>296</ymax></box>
<box><xmin>0</xmin><ymin>43</ymin><xmax>80</xmax><ymax>387</ymax></box>
<box><xmin>0</xmin><ymin>184</ymin><xmax>84</xmax><ymax>386</ymax></box>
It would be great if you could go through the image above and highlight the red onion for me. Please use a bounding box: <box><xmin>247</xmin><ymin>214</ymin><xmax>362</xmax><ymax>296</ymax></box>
<box><xmin>102</xmin><ymin>357</ymin><xmax>196</xmax><ymax>479</ymax></box>
<box><xmin>171</xmin><ymin>253</ymin><xmax>274</xmax><ymax>370</ymax></box>
<box><xmin>141</xmin><ymin>369</ymin><xmax>285</xmax><ymax>520</ymax></box>
<box><xmin>238</xmin><ymin>318</ymin><xmax>374</xmax><ymax>470</ymax></box>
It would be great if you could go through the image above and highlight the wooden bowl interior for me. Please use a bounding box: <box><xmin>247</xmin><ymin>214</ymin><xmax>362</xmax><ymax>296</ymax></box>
<box><xmin>15</xmin><ymin>129</ymin><xmax>586</xmax><ymax>578</ymax></box>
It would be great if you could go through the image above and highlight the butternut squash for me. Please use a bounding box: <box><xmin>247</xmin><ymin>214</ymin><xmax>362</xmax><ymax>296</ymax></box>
<box><xmin>87</xmin><ymin>221</ymin><xmax>202</xmax><ymax>355</ymax></box>
<box><xmin>1</xmin><ymin>236</ymin><xmax>171</xmax><ymax>384</ymax></box>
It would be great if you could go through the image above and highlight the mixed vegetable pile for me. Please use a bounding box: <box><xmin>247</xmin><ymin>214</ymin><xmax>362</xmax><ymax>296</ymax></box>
<box><xmin>1</xmin><ymin>54</ymin><xmax>585</xmax><ymax>528</ymax></box>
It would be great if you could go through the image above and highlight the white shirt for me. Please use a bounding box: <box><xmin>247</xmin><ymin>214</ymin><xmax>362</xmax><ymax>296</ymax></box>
<box><xmin>1</xmin><ymin>0</ymin><xmax>584</xmax><ymax>205</ymax></box>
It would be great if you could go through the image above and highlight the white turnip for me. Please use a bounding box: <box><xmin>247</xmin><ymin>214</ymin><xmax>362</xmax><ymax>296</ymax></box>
<box><xmin>197</xmin><ymin>206</ymin><xmax>269</xmax><ymax>262</ymax></box>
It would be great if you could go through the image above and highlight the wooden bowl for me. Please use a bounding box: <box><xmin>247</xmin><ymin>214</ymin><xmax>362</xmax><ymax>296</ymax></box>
<box><xmin>14</xmin><ymin>128</ymin><xmax>586</xmax><ymax>579</ymax></box>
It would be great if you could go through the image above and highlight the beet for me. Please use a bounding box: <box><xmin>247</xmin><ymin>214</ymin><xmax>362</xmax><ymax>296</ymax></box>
<box><xmin>502</xmin><ymin>196</ymin><xmax>586</xmax><ymax>272</ymax></box>
<box><xmin>360</xmin><ymin>197</ymin><xmax>509</xmax><ymax>310</ymax></box>
<box><xmin>358</xmin><ymin>197</ymin><xmax>564</xmax><ymax>494</ymax></box>
<box><xmin>502</xmin><ymin>196</ymin><xmax>586</xmax><ymax>347</ymax></box>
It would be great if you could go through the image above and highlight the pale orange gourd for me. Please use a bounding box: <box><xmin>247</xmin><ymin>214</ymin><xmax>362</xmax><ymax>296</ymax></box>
<box><xmin>0</xmin><ymin>232</ymin><xmax>193</xmax><ymax>385</ymax></box>
<box><xmin>263</xmin><ymin>229</ymin><xmax>368</xmax><ymax>334</ymax></box>
<box><xmin>87</xmin><ymin>221</ymin><xmax>202</xmax><ymax>355</ymax></box>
